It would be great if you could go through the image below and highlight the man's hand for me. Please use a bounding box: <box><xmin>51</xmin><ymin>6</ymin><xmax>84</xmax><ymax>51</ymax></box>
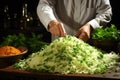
<box><xmin>75</xmin><ymin>24</ymin><xmax>92</xmax><ymax>42</ymax></box>
<box><xmin>48</xmin><ymin>20</ymin><xmax>66</xmax><ymax>37</ymax></box>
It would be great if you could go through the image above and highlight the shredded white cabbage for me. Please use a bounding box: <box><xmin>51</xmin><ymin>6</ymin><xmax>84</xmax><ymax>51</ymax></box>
<box><xmin>15</xmin><ymin>36</ymin><xmax>120</xmax><ymax>74</ymax></box>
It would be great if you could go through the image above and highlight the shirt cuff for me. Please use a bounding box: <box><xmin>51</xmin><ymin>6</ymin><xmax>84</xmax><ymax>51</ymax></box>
<box><xmin>88</xmin><ymin>19</ymin><xmax>102</xmax><ymax>29</ymax></box>
<box><xmin>43</xmin><ymin>16</ymin><xmax>57</xmax><ymax>30</ymax></box>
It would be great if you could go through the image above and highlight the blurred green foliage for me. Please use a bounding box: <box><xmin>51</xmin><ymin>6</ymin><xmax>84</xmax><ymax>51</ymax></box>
<box><xmin>91</xmin><ymin>24</ymin><xmax>120</xmax><ymax>40</ymax></box>
<box><xmin>0</xmin><ymin>33</ymin><xmax>49</xmax><ymax>54</ymax></box>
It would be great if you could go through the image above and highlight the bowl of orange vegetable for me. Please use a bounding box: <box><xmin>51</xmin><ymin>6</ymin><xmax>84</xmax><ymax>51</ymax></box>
<box><xmin>0</xmin><ymin>46</ymin><xmax>28</xmax><ymax>68</ymax></box>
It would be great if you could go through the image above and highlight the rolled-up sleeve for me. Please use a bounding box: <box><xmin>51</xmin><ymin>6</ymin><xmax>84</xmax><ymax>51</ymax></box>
<box><xmin>37</xmin><ymin>0</ymin><xmax>57</xmax><ymax>30</ymax></box>
<box><xmin>88</xmin><ymin>0</ymin><xmax>112</xmax><ymax>29</ymax></box>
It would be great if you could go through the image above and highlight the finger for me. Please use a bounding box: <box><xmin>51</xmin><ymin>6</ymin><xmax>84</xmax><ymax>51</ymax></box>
<box><xmin>58</xmin><ymin>23</ymin><xmax>66</xmax><ymax>37</ymax></box>
<box><xmin>79</xmin><ymin>31</ymin><xmax>88</xmax><ymax>42</ymax></box>
<box><xmin>75</xmin><ymin>29</ymin><xmax>82</xmax><ymax>38</ymax></box>
<box><xmin>55</xmin><ymin>27</ymin><xmax>61</xmax><ymax>36</ymax></box>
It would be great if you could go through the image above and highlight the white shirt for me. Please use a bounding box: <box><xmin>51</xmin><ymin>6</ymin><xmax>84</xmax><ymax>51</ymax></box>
<box><xmin>37</xmin><ymin>0</ymin><xmax>112</xmax><ymax>39</ymax></box>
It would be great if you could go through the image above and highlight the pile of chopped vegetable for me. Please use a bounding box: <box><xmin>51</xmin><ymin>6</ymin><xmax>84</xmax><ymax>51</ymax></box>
<box><xmin>14</xmin><ymin>36</ymin><xmax>120</xmax><ymax>74</ymax></box>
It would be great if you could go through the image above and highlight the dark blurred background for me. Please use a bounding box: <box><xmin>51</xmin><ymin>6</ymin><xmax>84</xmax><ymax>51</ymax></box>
<box><xmin>0</xmin><ymin>0</ymin><xmax>51</xmax><ymax>43</ymax></box>
<box><xmin>0</xmin><ymin>0</ymin><xmax>40</xmax><ymax>29</ymax></box>
<box><xmin>109</xmin><ymin>0</ymin><xmax>120</xmax><ymax>30</ymax></box>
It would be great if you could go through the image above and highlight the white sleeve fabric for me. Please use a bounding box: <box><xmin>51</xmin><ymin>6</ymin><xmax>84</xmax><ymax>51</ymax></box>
<box><xmin>37</xmin><ymin>0</ymin><xmax>57</xmax><ymax>30</ymax></box>
<box><xmin>88</xmin><ymin>0</ymin><xmax>112</xmax><ymax>29</ymax></box>
<box><xmin>88</xmin><ymin>19</ymin><xmax>102</xmax><ymax>28</ymax></box>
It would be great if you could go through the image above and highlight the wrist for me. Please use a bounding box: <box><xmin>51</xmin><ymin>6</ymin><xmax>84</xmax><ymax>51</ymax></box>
<box><xmin>48</xmin><ymin>20</ymin><xmax>58</xmax><ymax>30</ymax></box>
<box><xmin>86</xmin><ymin>23</ymin><xmax>93</xmax><ymax>32</ymax></box>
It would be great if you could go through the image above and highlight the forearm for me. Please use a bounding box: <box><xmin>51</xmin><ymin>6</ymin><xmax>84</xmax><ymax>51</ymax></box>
<box><xmin>88</xmin><ymin>0</ymin><xmax>112</xmax><ymax>29</ymax></box>
<box><xmin>37</xmin><ymin>0</ymin><xmax>57</xmax><ymax>30</ymax></box>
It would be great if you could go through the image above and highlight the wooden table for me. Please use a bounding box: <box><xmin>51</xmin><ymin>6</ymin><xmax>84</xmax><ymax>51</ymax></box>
<box><xmin>0</xmin><ymin>65</ymin><xmax>120</xmax><ymax>80</ymax></box>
